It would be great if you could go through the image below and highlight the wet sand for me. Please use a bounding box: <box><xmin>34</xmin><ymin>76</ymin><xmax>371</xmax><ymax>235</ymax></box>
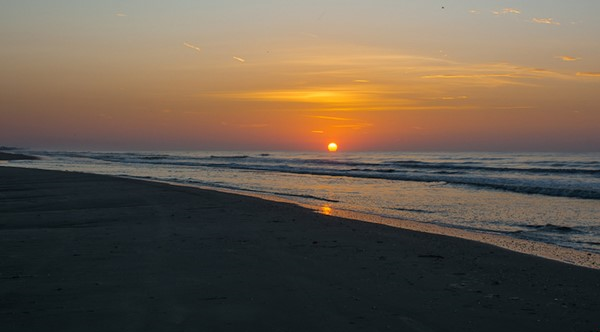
<box><xmin>1</xmin><ymin>166</ymin><xmax>599</xmax><ymax>331</ymax></box>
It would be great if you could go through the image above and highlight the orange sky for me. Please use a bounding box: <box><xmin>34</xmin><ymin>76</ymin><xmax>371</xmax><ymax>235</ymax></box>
<box><xmin>1</xmin><ymin>1</ymin><xmax>599</xmax><ymax>151</ymax></box>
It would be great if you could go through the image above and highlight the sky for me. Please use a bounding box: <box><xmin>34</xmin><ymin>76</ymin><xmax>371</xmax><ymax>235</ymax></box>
<box><xmin>1</xmin><ymin>0</ymin><xmax>599</xmax><ymax>151</ymax></box>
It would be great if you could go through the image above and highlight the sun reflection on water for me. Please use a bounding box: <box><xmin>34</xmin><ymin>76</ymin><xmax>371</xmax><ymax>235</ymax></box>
<box><xmin>319</xmin><ymin>204</ymin><xmax>333</xmax><ymax>215</ymax></box>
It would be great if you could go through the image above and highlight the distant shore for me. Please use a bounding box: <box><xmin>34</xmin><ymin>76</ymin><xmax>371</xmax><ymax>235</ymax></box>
<box><xmin>0</xmin><ymin>166</ymin><xmax>598</xmax><ymax>331</ymax></box>
<box><xmin>0</xmin><ymin>151</ymin><xmax>39</xmax><ymax>161</ymax></box>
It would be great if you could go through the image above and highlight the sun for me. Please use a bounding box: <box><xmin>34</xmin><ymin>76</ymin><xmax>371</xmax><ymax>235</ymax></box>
<box><xmin>327</xmin><ymin>142</ymin><xmax>338</xmax><ymax>152</ymax></box>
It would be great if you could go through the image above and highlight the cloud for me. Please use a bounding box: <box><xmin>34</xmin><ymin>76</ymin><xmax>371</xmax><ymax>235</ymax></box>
<box><xmin>493</xmin><ymin>8</ymin><xmax>521</xmax><ymax>15</ymax></box>
<box><xmin>233</xmin><ymin>56</ymin><xmax>246</xmax><ymax>63</ymax></box>
<box><xmin>493</xmin><ymin>106</ymin><xmax>535</xmax><ymax>110</ymax></box>
<box><xmin>309</xmin><ymin>115</ymin><xmax>354</xmax><ymax>121</ymax></box>
<box><xmin>308</xmin><ymin>115</ymin><xmax>371</xmax><ymax>130</ymax></box>
<box><xmin>183</xmin><ymin>42</ymin><xmax>202</xmax><ymax>53</ymax></box>
<box><xmin>532</xmin><ymin>18</ymin><xmax>560</xmax><ymax>26</ymax></box>
<box><xmin>468</xmin><ymin>10</ymin><xmax>479</xmax><ymax>15</ymax></box>
<box><xmin>556</xmin><ymin>56</ymin><xmax>579</xmax><ymax>62</ymax></box>
<box><xmin>197</xmin><ymin>45</ymin><xmax>580</xmax><ymax>112</ymax></box>
<box><xmin>220</xmin><ymin>88</ymin><xmax>383</xmax><ymax>109</ymax></box>
<box><xmin>576</xmin><ymin>72</ymin><xmax>600</xmax><ymax>77</ymax></box>
<box><xmin>441</xmin><ymin>96</ymin><xmax>468</xmax><ymax>100</ymax></box>
<box><xmin>115</xmin><ymin>13</ymin><xmax>127</xmax><ymax>17</ymax></box>
<box><xmin>221</xmin><ymin>122</ymin><xmax>269</xmax><ymax>128</ymax></box>
<box><xmin>422</xmin><ymin>74</ymin><xmax>516</xmax><ymax>79</ymax></box>
<box><xmin>353</xmin><ymin>80</ymin><xmax>369</xmax><ymax>83</ymax></box>
<box><xmin>420</xmin><ymin>63</ymin><xmax>573</xmax><ymax>84</ymax></box>
<box><xmin>333</xmin><ymin>123</ymin><xmax>373</xmax><ymax>130</ymax></box>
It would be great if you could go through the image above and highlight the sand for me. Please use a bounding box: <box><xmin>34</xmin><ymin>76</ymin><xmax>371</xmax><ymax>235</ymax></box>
<box><xmin>1</xmin><ymin>166</ymin><xmax>599</xmax><ymax>332</ymax></box>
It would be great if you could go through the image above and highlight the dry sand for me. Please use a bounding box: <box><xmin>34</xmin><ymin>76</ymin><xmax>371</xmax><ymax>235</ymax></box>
<box><xmin>1</xmin><ymin>166</ymin><xmax>599</xmax><ymax>332</ymax></box>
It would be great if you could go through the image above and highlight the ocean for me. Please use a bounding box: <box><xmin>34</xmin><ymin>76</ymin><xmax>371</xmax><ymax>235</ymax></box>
<box><xmin>5</xmin><ymin>150</ymin><xmax>600</xmax><ymax>257</ymax></box>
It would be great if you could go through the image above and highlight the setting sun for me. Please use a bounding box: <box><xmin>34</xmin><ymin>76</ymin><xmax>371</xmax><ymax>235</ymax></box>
<box><xmin>327</xmin><ymin>142</ymin><xmax>338</xmax><ymax>152</ymax></box>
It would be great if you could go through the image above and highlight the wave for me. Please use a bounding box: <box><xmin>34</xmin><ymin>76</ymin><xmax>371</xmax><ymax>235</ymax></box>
<box><xmin>158</xmin><ymin>158</ymin><xmax>594</xmax><ymax>176</ymax></box>
<box><xmin>184</xmin><ymin>163</ymin><xmax>600</xmax><ymax>200</ymax></box>
<box><xmin>34</xmin><ymin>151</ymin><xmax>600</xmax><ymax>200</ymax></box>
<box><xmin>390</xmin><ymin>207</ymin><xmax>436</xmax><ymax>214</ymax></box>
<box><xmin>52</xmin><ymin>151</ymin><xmax>599</xmax><ymax>176</ymax></box>
<box><xmin>385</xmin><ymin>160</ymin><xmax>599</xmax><ymax>175</ymax></box>
<box><xmin>525</xmin><ymin>224</ymin><xmax>579</xmax><ymax>233</ymax></box>
<box><xmin>210</xmin><ymin>155</ymin><xmax>249</xmax><ymax>159</ymax></box>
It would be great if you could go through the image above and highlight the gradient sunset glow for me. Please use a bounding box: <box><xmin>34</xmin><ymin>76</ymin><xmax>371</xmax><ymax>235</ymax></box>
<box><xmin>1</xmin><ymin>1</ymin><xmax>599</xmax><ymax>151</ymax></box>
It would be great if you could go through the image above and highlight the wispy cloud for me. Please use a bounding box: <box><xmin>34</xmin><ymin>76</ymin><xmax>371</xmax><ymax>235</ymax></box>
<box><xmin>468</xmin><ymin>10</ymin><xmax>479</xmax><ymax>15</ymax></box>
<box><xmin>532</xmin><ymin>18</ymin><xmax>560</xmax><ymax>26</ymax></box>
<box><xmin>233</xmin><ymin>56</ymin><xmax>246</xmax><ymax>63</ymax></box>
<box><xmin>576</xmin><ymin>72</ymin><xmax>600</xmax><ymax>77</ymax></box>
<box><xmin>309</xmin><ymin>115</ymin><xmax>371</xmax><ymax>131</ymax></box>
<box><xmin>183</xmin><ymin>42</ymin><xmax>202</xmax><ymax>53</ymax></box>
<box><xmin>493</xmin><ymin>8</ymin><xmax>521</xmax><ymax>15</ymax></box>
<box><xmin>309</xmin><ymin>115</ymin><xmax>354</xmax><ymax>121</ymax></box>
<box><xmin>221</xmin><ymin>122</ymin><xmax>269</xmax><ymax>128</ymax></box>
<box><xmin>556</xmin><ymin>55</ymin><xmax>579</xmax><ymax>62</ymax></box>
<box><xmin>333</xmin><ymin>123</ymin><xmax>373</xmax><ymax>130</ymax></box>
<box><xmin>420</xmin><ymin>63</ymin><xmax>573</xmax><ymax>85</ymax></box>
<box><xmin>441</xmin><ymin>96</ymin><xmax>469</xmax><ymax>100</ymax></box>
<box><xmin>493</xmin><ymin>106</ymin><xmax>536</xmax><ymax>110</ymax></box>
<box><xmin>422</xmin><ymin>74</ymin><xmax>516</xmax><ymax>79</ymax></box>
<box><xmin>115</xmin><ymin>13</ymin><xmax>127</xmax><ymax>17</ymax></box>
<box><xmin>197</xmin><ymin>45</ymin><xmax>580</xmax><ymax>112</ymax></box>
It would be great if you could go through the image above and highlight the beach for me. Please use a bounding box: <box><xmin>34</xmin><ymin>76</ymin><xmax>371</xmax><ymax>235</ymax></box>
<box><xmin>3</xmin><ymin>0</ymin><xmax>600</xmax><ymax>330</ymax></box>
<box><xmin>1</xmin><ymin>163</ymin><xmax>599</xmax><ymax>331</ymax></box>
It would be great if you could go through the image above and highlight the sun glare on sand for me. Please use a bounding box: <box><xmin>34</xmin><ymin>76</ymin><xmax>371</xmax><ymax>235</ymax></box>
<box><xmin>327</xmin><ymin>142</ymin><xmax>338</xmax><ymax>152</ymax></box>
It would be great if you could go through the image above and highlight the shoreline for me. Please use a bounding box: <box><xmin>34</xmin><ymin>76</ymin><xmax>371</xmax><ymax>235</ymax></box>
<box><xmin>3</xmin><ymin>149</ymin><xmax>599</xmax><ymax>269</ymax></box>
<box><xmin>301</xmin><ymin>203</ymin><xmax>600</xmax><ymax>269</ymax></box>
<box><xmin>3</xmin><ymin>156</ymin><xmax>600</xmax><ymax>269</ymax></box>
<box><xmin>123</xmin><ymin>176</ymin><xmax>600</xmax><ymax>270</ymax></box>
<box><xmin>1</xmin><ymin>166</ymin><xmax>599</xmax><ymax>331</ymax></box>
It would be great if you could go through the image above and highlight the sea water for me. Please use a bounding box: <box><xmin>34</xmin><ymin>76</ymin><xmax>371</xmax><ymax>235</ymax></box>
<box><xmin>5</xmin><ymin>150</ymin><xmax>600</xmax><ymax>256</ymax></box>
